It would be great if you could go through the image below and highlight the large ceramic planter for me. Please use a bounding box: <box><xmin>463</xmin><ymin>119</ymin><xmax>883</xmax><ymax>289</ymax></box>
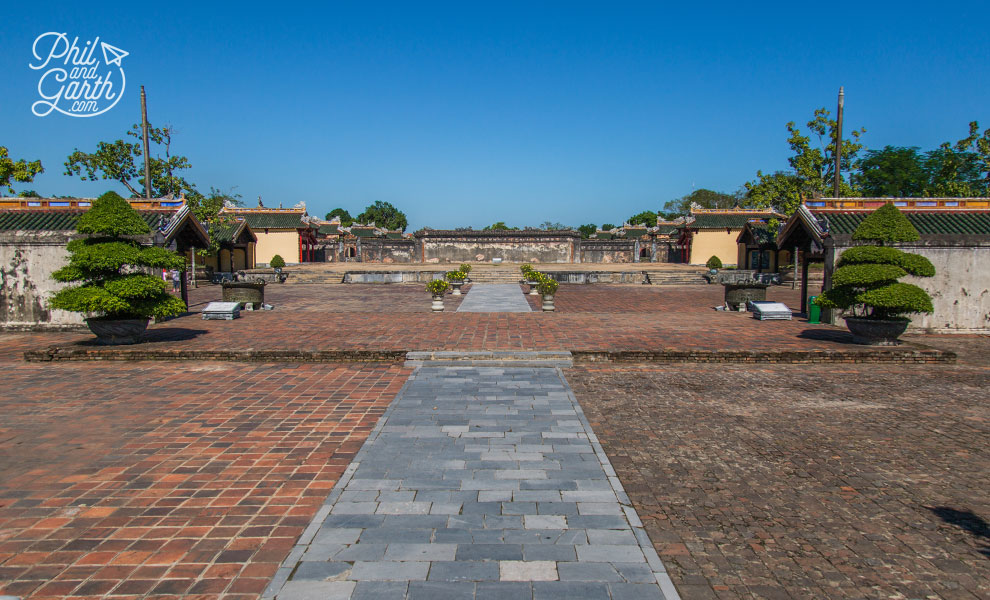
<box><xmin>542</xmin><ymin>294</ymin><xmax>555</xmax><ymax>312</ymax></box>
<box><xmin>85</xmin><ymin>317</ymin><xmax>149</xmax><ymax>345</ymax></box>
<box><xmin>431</xmin><ymin>294</ymin><xmax>445</xmax><ymax>312</ymax></box>
<box><xmin>844</xmin><ymin>317</ymin><xmax>910</xmax><ymax>346</ymax></box>
<box><xmin>450</xmin><ymin>281</ymin><xmax>464</xmax><ymax>295</ymax></box>
<box><xmin>222</xmin><ymin>281</ymin><xmax>265</xmax><ymax>309</ymax></box>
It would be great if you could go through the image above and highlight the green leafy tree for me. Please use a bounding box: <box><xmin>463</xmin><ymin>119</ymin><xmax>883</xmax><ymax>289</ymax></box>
<box><xmin>483</xmin><ymin>221</ymin><xmax>517</xmax><ymax>231</ymax></box>
<box><xmin>922</xmin><ymin>121</ymin><xmax>990</xmax><ymax>196</ymax></box>
<box><xmin>577</xmin><ymin>223</ymin><xmax>597</xmax><ymax>238</ymax></box>
<box><xmin>815</xmin><ymin>203</ymin><xmax>934</xmax><ymax>320</ymax></box>
<box><xmin>20</xmin><ymin>189</ymin><xmax>42</xmax><ymax>198</ymax></box>
<box><xmin>706</xmin><ymin>255</ymin><xmax>722</xmax><ymax>269</ymax></box>
<box><xmin>49</xmin><ymin>191</ymin><xmax>187</xmax><ymax>320</ymax></box>
<box><xmin>628</xmin><ymin>211</ymin><xmax>657</xmax><ymax>227</ymax></box>
<box><xmin>1</xmin><ymin>146</ymin><xmax>44</xmax><ymax>195</ymax></box>
<box><xmin>853</xmin><ymin>146</ymin><xmax>928</xmax><ymax>197</ymax></box>
<box><xmin>663</xmin><ymin>189</ymin><xmax>739</xmax><ymax>215</ymax></box>
<box><xmin>326</xmin><ymin>207</ymin><xmax>354</xmax><ymax>226</ymax></box>
<box><xmin>186</xmin><ymin>187</ymin><xmax>242</xmax><ymax>256</ymax></box>
<box><xmin>64</xmin><ymin>125</ymin><xmax>196</xmax><ymax>198</ymax></box>
<box><xmin>357</xmin><ymin>201</ymin><xmax>408</xmax><ymax>231</ymax></box>
<box><xmin>539</xmin><ymin>221</ymin><xmax>568</xmax><ymax>230</ymax></box>
<box><xmin>601</xmin><ymin>223</ymin><xmax>616</xmax><ymax>231</ymax></box>
<box><xmin>269</xmin><ymin>254</ymin><xmax>286</xmax><ymax>269</ymax></box>
<box><xmin>746</xmin><ymin>108</ymin><xmax>865</xmax><ymax>214</ymax></box>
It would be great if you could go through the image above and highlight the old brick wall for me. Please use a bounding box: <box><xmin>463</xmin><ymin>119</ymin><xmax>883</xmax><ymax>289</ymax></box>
<box><xmin>359</xmin><ymin>239</ymin><xmax>417</xmax><ymax>263</ymax></box>
<box><xmin>578</xmin><ymin>239</ymin><xmax>635</xmax><ymax>263</ymax></box>
<box><xmin>0</xmin><ymin>231</ymin><xmax>84</xmax><ymax>328</ymax></box>
<box><xmin>416</xmin><ymin>232</ymin><xmax>581</xmax><ymax>263</ymax></box>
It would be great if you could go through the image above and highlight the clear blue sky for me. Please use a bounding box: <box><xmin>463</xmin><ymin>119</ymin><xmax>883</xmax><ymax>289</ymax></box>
<box><xmin>3</xmin><ymin>1</ymin><xmax>988</xmax><ymax>230</ymax></box>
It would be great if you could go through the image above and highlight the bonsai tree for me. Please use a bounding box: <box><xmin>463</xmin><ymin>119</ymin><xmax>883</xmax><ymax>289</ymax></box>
<box><xmin>459</xmin><ymin>263</ymin><xmax>472</xmax><ymax>275</ymax></box>
<box><xmin>706</xmin><ymin>255</ymin><xmax>723</xmax><ymax>270</ymax></box>
<box><xmin>816</xmin><ymin>203</ymin><xmax>934</xmax><ymax>321</ymax></box>
<box><xmin>426</xmin><ymin>278</ymin><xmax>449</xmax><ymax>296</ymax></box>
<box><xmin>445</xmin><ymin>270</ymin><xmax>466</xmax><ymax>282</ymax></box>
<box><xmin>50</xmin><ymin>191</ymin><xmax>187</xmax><ymax>322</ymax></box>
<box><xmin>270</xmin><ymin>254</ymin><xmax>286</xmax><ymax>269</ymax></box>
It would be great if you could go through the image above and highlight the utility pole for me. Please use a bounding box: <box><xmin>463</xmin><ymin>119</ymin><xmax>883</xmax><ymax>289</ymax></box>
<box><xmin>833</xmin><ymin>86</ymin><xmax>844</xmax><ymax>199</ymax></box>
<box><xmin>140</xmin><ymin>86</ymin><xmax>152</xmax><ymax>199</ymax></box>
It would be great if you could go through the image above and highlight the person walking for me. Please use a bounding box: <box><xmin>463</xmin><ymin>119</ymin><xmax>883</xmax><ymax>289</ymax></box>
<box><xmin>171</xmin><ymin>269</ymin><xmax>181</xmax><ymax>293</ymax></box>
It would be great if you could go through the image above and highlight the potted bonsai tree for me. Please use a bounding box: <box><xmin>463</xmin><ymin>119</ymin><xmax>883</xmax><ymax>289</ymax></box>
<box><xmin>459</xmin><ymin>263</ymin><xmax>472</xmax><ymax>283</ymax></box>
<box><xmin>426</xmin><ymin>278</ymin><xmax>450</xmax><ymax>312</ymax></box>
<box><xmin>445</xmin><ymin>270</ymin><xmax>466</xmax><ymax>295</ymax></box>
<box><xmin>49</xmin><ymin>191</ymin><xmax>187</xmax><ymax>345</ymax></box>
<box><xmin>706</xmin><ymin>255</ymin><xmax>722</xmax><ymax>274</ymax></box>
<box><xmin>815</xmin><ymin>203</ymin><xmax>935</xmax><ymax>345</ymax></box>
<box><xmin>270</xmin><ymin>254</ymin><xmax>286</xmax><ymax>274</ymax></box>
<box><xmin>537</xmin><ymin>275</ymin><xmax>559</xmax><ymax>312</ymax></box>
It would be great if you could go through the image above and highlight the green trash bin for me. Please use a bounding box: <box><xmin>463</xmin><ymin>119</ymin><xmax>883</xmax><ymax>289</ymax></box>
<box><xmin>808</xmin><ymin>295</ymin><xmax>821</xmax><ymax>324</ymax></box>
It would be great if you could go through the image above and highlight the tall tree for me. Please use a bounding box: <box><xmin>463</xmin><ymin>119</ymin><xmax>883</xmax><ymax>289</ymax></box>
<box><xmin>746</xmin><ymin>108</ymin><xmax>865</xmax><ymax>214</ymax></box>
<box><xmin>853</xmin><ymin>146</ymin><xmax>928</xmax><ymax>197</ymax></box>
<box><xmin>577</xmin><ymin>224</ymin><xmax>597</xmax><ymax>238</ymax></box>
<box><xmin>187</xmin><ymin>187</ymin><xmax>243</xmax><ymax>256</ymax></box>
<box><xmin>64</xmin><ymin>124</ymin><xmax>196</xmax><ymax>198</ymax></box>
<box><xmin>924</xmin><ymin>121</ymin><xmax>990</xmax><ymax>197</ymax></box>
<box><xmin>357</xmin><ymin>200</ymin><xmax>408</xmax><ymax>231</ymax></box>
<box><xmin>325</xmin><ymin>207</ymin><xmax>354</xmax><ymax>226</ymax></box>
<box><xmin>0</xmin><ymin>146</ymin><xmax>44</xmax><ymax>195</ymax></box>
<box><xmin>663</xmin><ymin>189</ymin><xmax>739</xmax><ymax>215</ymax></box>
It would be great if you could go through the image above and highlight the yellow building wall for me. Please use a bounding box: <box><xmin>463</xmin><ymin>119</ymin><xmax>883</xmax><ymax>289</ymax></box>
<box><xmin>689</xmin><ymin>230</ymin><xmax>743</xmax><ymax>266</ymax></box>
<box><xmin>253</xmin><ymin>229</ymin><xmax>299</xmax><ymax>266</ymax></box>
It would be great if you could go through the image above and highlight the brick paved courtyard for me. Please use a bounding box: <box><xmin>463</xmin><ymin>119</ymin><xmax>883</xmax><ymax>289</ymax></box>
<box><xmin>567</xmin><ymin>337</ymin><xmax>990</xmax><ymax>599</ymax></box>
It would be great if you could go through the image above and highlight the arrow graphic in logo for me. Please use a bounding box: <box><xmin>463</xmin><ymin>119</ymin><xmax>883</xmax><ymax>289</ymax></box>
<box><xmin>101</xmin><ymin>42</ymin><xmax>128</xmax><ymax>66</ymax></box>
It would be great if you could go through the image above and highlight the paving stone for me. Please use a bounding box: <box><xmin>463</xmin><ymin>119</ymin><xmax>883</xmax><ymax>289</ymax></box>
<box><xmin>556</xmin><ymin>561</ymin><xmax>622</xmax><ymax>582</ymax></box>
<box><xmin>427</xmin><ymin>561</ymin><xmax>500</xmax><ymax>582</ymax></box>
<box><xmin>292</xmin><ymin>561</ymin><xmax>353</xmax><ymax>581</ymax></box>
<box><xmin>406</xmin><ymin>581</ymin><xmax>476</xmax><ymax>600</ymax></box>
<box><xmin>532</xmin><ymin>581</ymin><xmax>610</xmax><ymax>599</ymax></box>
<box><xmin>608</xmin><ymin>582</ymin><xmax>665</xmax><ymax>599</ymax></box>
<box><xmin>456</xmin><ymin>544</ymin><xmax>524</xmax><ymax>561</ymax></box>
<box><xmin>576</xmin><ymin>545</ymin><xmax>646</xmax><ymax>563</ymax></box>
<box><xmin>277</xmin><ymin>580</ymin><xmax>356</xmax><ymax>600</ymax></box>
<box><xmin>349</xmin><ymin>561</ymin><xmax>430</xmax><ymax>581</ymax></box>
<box><xmin>383</xmin><ymin>543</ymin><xmax>457</xmax><ymax>561</ymax></box>
<box><xmin>500</xmin><ymin>560</ymin><xmax>559</xmax><ymax>581</ymax></box>
<box><xmin>350</xmin><ymin>581</ymin><xmax>408</xmax><ymax>599</ymax></box>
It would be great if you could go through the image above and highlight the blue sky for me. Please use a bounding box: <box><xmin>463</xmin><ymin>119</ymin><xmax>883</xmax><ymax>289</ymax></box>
<box><xmin>3</xmin><ymin>1</ymin><xmax>988</xmax><ymax>230</ymax></box>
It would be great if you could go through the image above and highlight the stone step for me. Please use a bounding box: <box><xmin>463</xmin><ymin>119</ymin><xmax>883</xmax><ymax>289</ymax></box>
<box><xmin>405</xmin><ymin>350</ymin><xmax>573</xmax><ymax>368</ymax></box>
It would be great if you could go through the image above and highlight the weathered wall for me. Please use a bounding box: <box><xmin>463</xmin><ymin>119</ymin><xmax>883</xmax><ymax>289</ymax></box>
<box><xmin>417</xmin><ymin>233</ymin><xmax>579</xmax><ymax>263</ymax></box>
<box><xmin>578</xmin><ymin>240</ymin><xmax>635</xmax><ymax>263</ymax></box>
<box><xmin>253</xmin><ymin>229</ymin><xmax>299</xmax><ymax>266</ymax></box>
<box><xmin>689</xmin><ymin>230</ymin><xmax>742</xmax><ymax>266</ymax></box>
<box><xmin>834</xmin><ymin>241</ymin><xmax>990</xmax><ymax>332</ymax></box>
<box><xmin>360</xmin><ymin>239</ymin><xmax>417</xmax><ymax>263</ymax></box>
<box><xmin>1</xmin><ymin>231</ymin><xmax>84</xmax><ymax>328</ymax></box>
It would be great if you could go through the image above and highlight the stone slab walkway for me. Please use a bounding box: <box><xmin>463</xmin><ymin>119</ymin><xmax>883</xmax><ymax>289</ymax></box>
<box><xmin>265</xmin><ymin>366</ymin><xmax>677</xmax><ymax>599</ymax></box>
<box><xmin>456</xmin><ymin>284</ymin><xmax>532</xmax><ymax>312</ymax></box>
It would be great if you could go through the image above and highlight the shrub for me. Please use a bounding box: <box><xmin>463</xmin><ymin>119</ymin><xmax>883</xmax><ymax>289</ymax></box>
<box><xmin>459</xmin><ymin>263</ymin><xmax>472</xmax><ymax>274</ymax></box>
<box><xmin>49</xmin><ymin>191</ymin><xmax>186</xmax><ymax>320</ymax></box>
<box><xmin>537</xmin><ymin>276</ymin><xmax>558</xmax><ymax>296</ymax></box>
<box><xmin>816</xmin><ymin>203</ymin><xmax>934</xmax><ymax>319</ymax></box>
<box><xmin>520</xmin><ymin>264</ymin><xmax>532</xmax><ymax>275</ymax></box>
<box><xmin>270</xmin><ymin>254</ymin><xmax>286</xmax><ymax>269</ymax></box>
<box><xmin>445</xmin><ymin>270</ymin><xmax>465</xmax><ymax>281</ymax></box>
<box><xmin>426</xmin><ymin>279</ymin><xmax>449</xmax><ymax>296</ymax></box>
<box><xmin>706</xmin><ymin>255</ymin><xmax>722</xmax><ymax>269</ymax></box>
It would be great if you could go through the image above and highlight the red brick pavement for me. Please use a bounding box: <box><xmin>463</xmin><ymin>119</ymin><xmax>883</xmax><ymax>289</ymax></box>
<box><xmin>0</xmin><ymin>360</ymin><xmax>409</xmax><ymax>599</ymax></box>
<box><xmin>1</xmin><ymin>285</ymin><xmax>925</xmax><ymax>358</ymax></box>
<box><xmin>567</xmin><ymin>346</ymin><xmax>990</xmax><ymax>600</ymax></box>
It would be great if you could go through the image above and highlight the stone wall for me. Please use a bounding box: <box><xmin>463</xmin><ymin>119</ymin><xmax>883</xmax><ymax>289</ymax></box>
<box><xmin>1</xmin><ymin>231</ymin><xmax>84</xmax><ymax>329</ymax></box>
<box><xmin>360</xmin><ymin>239</ymin><xmax>417</xmax><ymax>263</ymax></box>
<box><xmin>415</xmin><ymin>231</ymin><xmax>580</xmax><ymax>264</ymax></box>
<box><xmin>834</xmin><ymin>239</ymin><xmax>990</xmax><ymax>332</ymax></box>
<box><xmin>579</xmin><ymin>240</ymin><xmax>635</xmax><ymax>263</ymax></box>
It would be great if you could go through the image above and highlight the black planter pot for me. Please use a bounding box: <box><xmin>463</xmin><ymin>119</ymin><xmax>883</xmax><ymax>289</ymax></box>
<box><xmin>844</xmin><ymin>316</ymin><xmax>910</xmax><ymax>346</ymax></box>
<box><xmin>85</xmin><ymin>317</ymin><xmax>150</xmax><ymax>345</ymax></box>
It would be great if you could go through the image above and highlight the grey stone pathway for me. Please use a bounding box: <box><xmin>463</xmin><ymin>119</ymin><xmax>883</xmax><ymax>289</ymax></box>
<box><xmin>456</xmin><ymin>284</ymin><xmax>532</xmax><ymax>312</ymax></box>
<box><xmin>264</xmin><ymin>366</ymin><xmax>678</xmax><ymax>600</ymax></box>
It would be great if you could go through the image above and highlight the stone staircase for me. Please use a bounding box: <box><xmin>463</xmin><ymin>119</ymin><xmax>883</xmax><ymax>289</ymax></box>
<box><xmin>643</xmin><ymin>269</ymin><xmax>708</xmax><ymax>285</ymax></box>
<box><xmin>464</xmin><ymin>267</ymin><xmax>524</xmax><ymax>284</ymax></box>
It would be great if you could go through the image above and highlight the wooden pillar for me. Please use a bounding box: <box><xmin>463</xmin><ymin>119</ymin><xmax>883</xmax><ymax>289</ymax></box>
<box><xmin>800</xmin><ymin>249</ymin><xmax>810</xmax><ymax>317</ymax></box>
<box><xmin>822</xmin><ymin>238</ymin><xmax>835</xmax><ymax>324</ymax></box>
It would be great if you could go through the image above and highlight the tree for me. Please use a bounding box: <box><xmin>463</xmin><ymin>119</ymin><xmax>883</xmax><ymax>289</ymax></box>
<box><xmin>746</xmin><ymin>108</ymin><xmax>865</xmax><ymax>215</ymax></box>
<box><xmin>49</xmin><ymin>191</ymin><xmax>187</xmax><ymax>321</ymax></box>
<box><xmin>326</xmin><ymin>208</ymin><xmax>354</xmax><ymax>226</ymax></box>
<box><xmin>853</xmin><ymin>146</ymin><xmax>928</xmax><ymax>198</ymax></box>
<box><xmin>923</xmin><ymin>121</ymin><xmax>990</xmax><ymax>197</ymax></box>
<box><xmin>577</xmin><ymin>224</ymin><xmax>597</xmax><ymax>238</ymax></box>
<box><xmin>1</xmin><ymin>146</ymin><xmax>44</xmax><ymax>195</ymax></box>
<box><xmin>815</xmin><ymin>203</ymin><xmax>934</xmax><ymax>320</ymax></box>
<box><xmin>663</xmin><ymin>189</ymin><xmax>739</xmax><ymax>215</ymax></box>
<box><xmin>628</xmin><ymin>211</ymin><xmax>657</xmax><ymax>227</ymax></box>
<box><xmin>20</xmin><ymin>190</ymin><xmax>42</xmax><ymax>198</ymax></box>
<box><xmin>357</xmin><ymin>200</ymin><xmax>408</xmax><ymax>231</ymax></box>
<box><xmin>539</xmin><ymin>221</ymin><xmax>568</xmax><ymax>230</ymax></box>
<box><xmin>186</xmin><ymin>187</ymin><xmax>243</xmax><ymax>256</ymax></box>
<box><xmin>483</xmin><ymin>221</ymin><xmax>517</xmax><ymax>231</ymax></box>
<box><xmin>64</xmin><ymin>124</ymin><xmax>196</xmax><ymax>198</ymax></box>
<box><xmin>601</xmin><ymin>223</ymin><xmax>616</xmax><ymax>231</ymax></box>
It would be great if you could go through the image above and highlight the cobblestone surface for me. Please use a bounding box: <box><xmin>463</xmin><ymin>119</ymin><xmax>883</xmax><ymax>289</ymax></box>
<box><xmin>566</xmin><ymin>350</ymin><xmax>990</xmax><ymax>599</ymax></box>
<box><xmin>0</xmin><ymin>360</ymin><xmax>409</xmax><ymax>599</ymax></box>
<box><xmin>268</xmin><ymin>367</ymin><xmax>673</xmax><ymax>599</ymax></box>
<box><xmin>1</xmin><ymin>285</ymin><xmax>919</xmax><ymax>356</ymax></box>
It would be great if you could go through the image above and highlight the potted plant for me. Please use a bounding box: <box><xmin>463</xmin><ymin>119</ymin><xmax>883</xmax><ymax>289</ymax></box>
<box><xmin>815</xmin><ymin>203</ymin><xmax>935</xmax><ymax>345</ymax></box>
<box><xmin>527</xmin><ymin>271</ymin><xmax>543</xmax><ymax>295</ymax></box>
<box><xmin>270</xmin><ymin>254</ymin><xmax>286</xmax><ymax>275</ymax></box>
<box><xmin>49</xmin><ymin>191</ymin><xmax>187</xmax><ymax>345</ymax></box>
<box><xmin>426</xmin><ymin>278</ymin><xmax>450</xmax><ymax>312</ymax></box>
<box><xmin>706</xmin><ymin>255</ymin><xmax>722</xmax><ymax>274</ymax></box>
<box><xmin>537</xmin><ymin>275</ymin><xmax>559</xmax><ymax>312</ymax></box>
<box><xmin>445</xmin><ymin>270</ymin><xmax>467</xmax><ymax>295</ymax></box>
<box><xmin>459</xmin><ymin>263</ymin><xmax>472</xmax><ymax>283</ymax></box>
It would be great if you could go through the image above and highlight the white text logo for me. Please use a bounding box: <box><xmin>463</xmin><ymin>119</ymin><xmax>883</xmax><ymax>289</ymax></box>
<box><xmin>29</xmin><ymin>32</ymin><xmax>128</xmax><ymax>117</ymax></box>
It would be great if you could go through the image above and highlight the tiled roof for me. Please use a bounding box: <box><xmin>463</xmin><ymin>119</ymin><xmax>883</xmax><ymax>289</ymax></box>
<box><xmin>209</xmin><ymin>219</ymin><xmax>256</xmax><ymax>244</ymax></box>
<box><xmin>687</xmin><ymin>212</ymin><xmax>780</xmax><ymax>229</ymax></box>
<box><xmin>657</xmin><ymin>226</ymin><xmax>679</xmax><ymax>236</ymax></box>
<box><xmin>235</xmin><ymin>212</ymin><xmax>306</xmax><ymax>229</ymax></box>
<box><xmin>814</xmin><ymin>210</ymin><xmax>990</xmax><ymax>236</ymax></box>
<box><xmin>318</xmin><ymin>223</ymin><xmax>340</xmax><ymax>235</ymax></box>
<box><xmin>0</xmin><ymin>209</ymin><xmax>173</xmax><ymax>231</ymax></box>
<box><xmin>350</xmin><ymin>227</ymin><xmax>379</xmax><ymax>238</ymax></box>
<box><xmin>623</xmin><ymin>228</ymin><xmax>648</xmax><ymax>238</ymax></box>
<box><xmin>741</xmin><ymin>222</ymin><xmax>776</xmax><ymax>245</ymax></box>
<box><xmin>385</xmin><ymin>232</ymin><xmax>404</xmax><ymax>239</ymax></box>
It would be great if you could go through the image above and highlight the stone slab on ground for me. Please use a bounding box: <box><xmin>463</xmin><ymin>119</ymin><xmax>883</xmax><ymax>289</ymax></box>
<box><xmin>267</xmin><ymin>366</ymin><xmax>676</xmax><ymax>600</ymax></box>
<box><xmin>456</xmin><ymin>284</ymin><xmax>532</xmax><ymax>313</ymax></box>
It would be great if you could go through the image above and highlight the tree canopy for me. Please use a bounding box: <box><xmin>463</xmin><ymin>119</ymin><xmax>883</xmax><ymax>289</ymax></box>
<box><xmin>1</xmin><ymin>146</ymin><xmax>44</xmax><ymax>195</ymax></box>
<box><xmin>326</xmin><ymin>208</ymin><xmax>354</xmax><ymax>226</ymax></box>
<box><xmin>577</xmin><ymin>223</ymin><xmax>596</xmax><ymax>238</ymax></box>
<box><xmin>627</xmin><ymin>210</ymin><xmax>657</xmax><ymax>227</ymax></box>
<box><xmin>663</xmin><ymin>189</ymin><xmax>739</xmax><ymax>216</ymax></box>
<box><xmin>357</xmin><ymin>201</ymin><xmax>408</xmax><ymax>231</ymax></box>
<box><xmin>483</xmin><ymin>221</ymin><xmax>518</xmax><ymax>231</ymax></box>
